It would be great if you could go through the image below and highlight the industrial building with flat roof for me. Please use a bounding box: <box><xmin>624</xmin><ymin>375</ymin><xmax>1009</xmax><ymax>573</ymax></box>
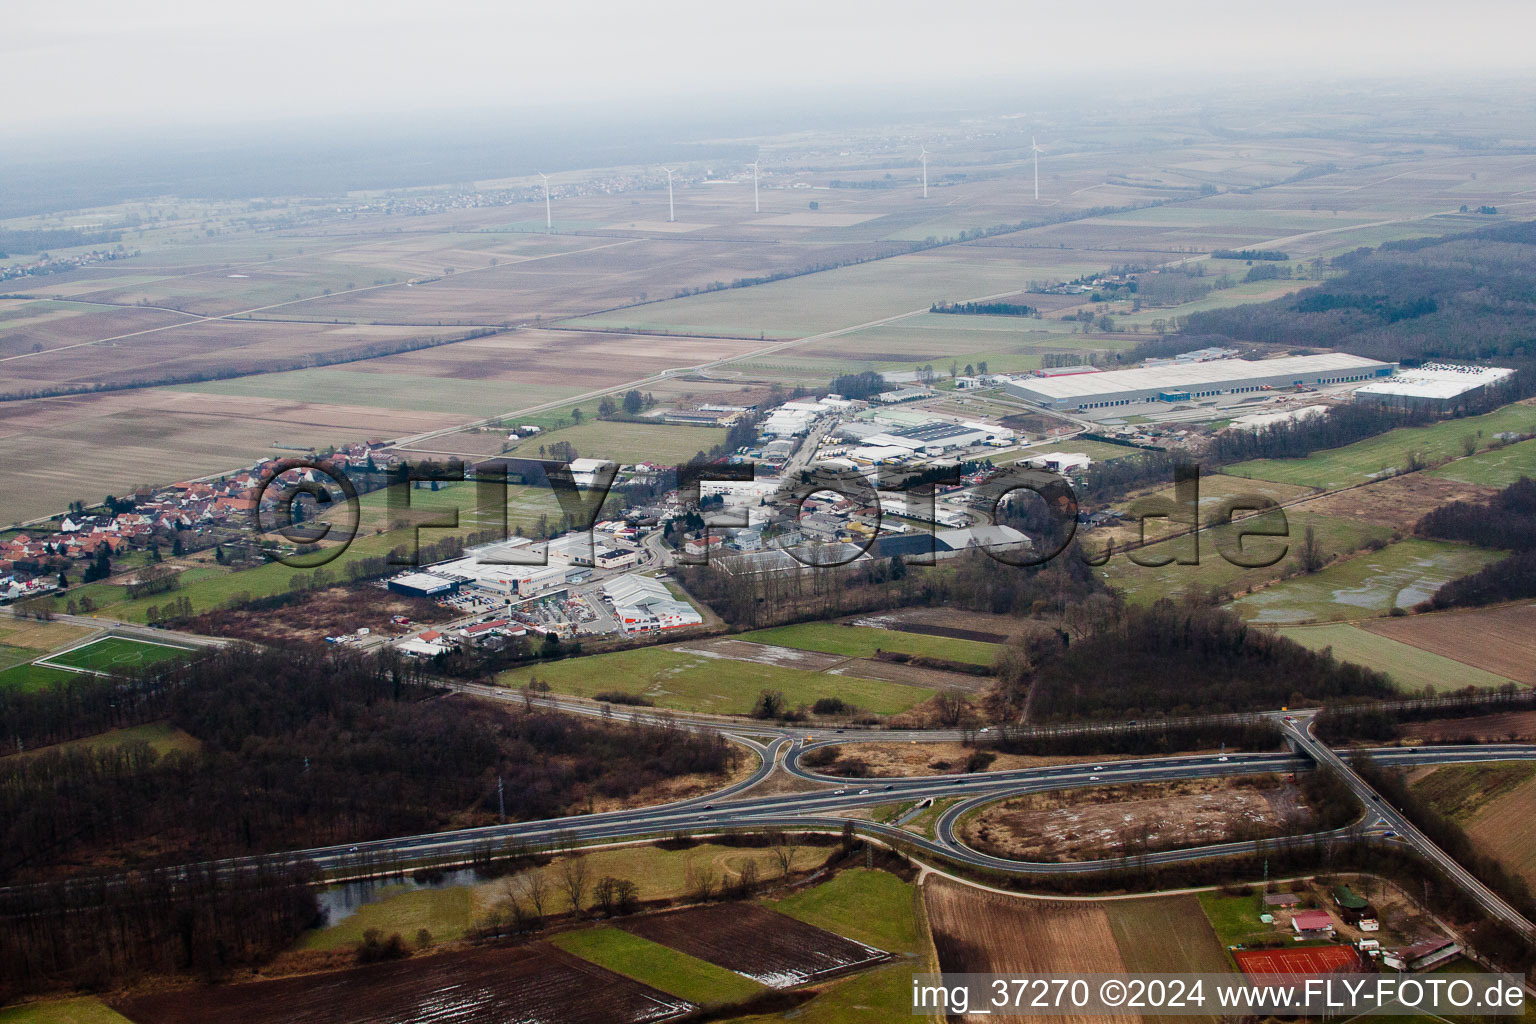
<box><xmin>1354</xmin><ymin>363</ymin><xmax>1515</xmax><ymax>411</ymax></box>
<box><xmin>1004</xmin><ymin>354</ymin><xmax>1397</xmax><ymax>414</ymax></box>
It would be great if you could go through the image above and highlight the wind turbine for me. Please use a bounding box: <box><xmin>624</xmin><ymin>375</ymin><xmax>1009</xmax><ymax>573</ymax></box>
<box><xmin>919</xmin><ymin>146</ymin><xmax>929</xmax><ymax>199</ymax></box>
<box><xmin>537</xmin><ymin>171</ymin><xmax>551</xmax><ymax>232</ymax></box>
<box><xmin>662</xmin><ymin>167</ymin><xmax>677</xmax><ymax>222</ymax></box>
<box><xmin>751</xmin><ymin>160</ymin><xmax>760</xmax><ymax>214</ymax></box>
<box><xmin>1031</xmin><ymin>137</ymin><xmax>1045</xmax><ymax>200</ymax></box>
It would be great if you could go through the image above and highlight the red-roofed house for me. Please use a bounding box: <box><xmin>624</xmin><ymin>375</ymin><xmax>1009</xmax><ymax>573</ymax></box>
<box><xmin>1292</xmin><ymin>910</ymin><xmax>1335</xmax><ymax>938</ymax></box>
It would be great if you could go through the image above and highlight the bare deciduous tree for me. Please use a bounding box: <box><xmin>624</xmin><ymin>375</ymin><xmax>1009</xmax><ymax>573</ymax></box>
<box><xmin>684</xmin><ymin>857</ymin><xmax>717</xmax><ymax>902</ymax></box>
<box><xmin>559</xmin><ymin>854</ymin><xmax>591</xmax><ymax>916</ymax></box>
<box><xmin>514</xmin><ymin>871</ymin><xmax>550</xmax><ymax>925</ymax></box>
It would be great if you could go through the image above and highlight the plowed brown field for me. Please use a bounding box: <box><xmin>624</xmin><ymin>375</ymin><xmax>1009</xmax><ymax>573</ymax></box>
<box><xmin>620</xmin><ymin>902</ymin><xmax>887</xmax><ymax>988</ymax></box>
<box><xmin>1361</xmin><ymin>603</ymin><xmax>1536</xmax><ymax>684</ymax></box>
<box><xmin>113</xmin><ymin>943</ymin><xmax>690</xmax><ymax>1024</ymax></box>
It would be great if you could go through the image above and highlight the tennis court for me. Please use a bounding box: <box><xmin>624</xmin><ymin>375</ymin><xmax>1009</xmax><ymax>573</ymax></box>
<box><xmin>1234</xmin><ymin>946</ymin><xmax>1361</xmax><ymax>976</ymax></box>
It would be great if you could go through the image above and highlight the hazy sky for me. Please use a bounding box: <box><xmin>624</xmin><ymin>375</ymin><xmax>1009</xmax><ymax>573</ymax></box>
<box><xmin>6</xmin><ymin>0</ymin><xmax>1534</xmax><ymax>133</ymax></box>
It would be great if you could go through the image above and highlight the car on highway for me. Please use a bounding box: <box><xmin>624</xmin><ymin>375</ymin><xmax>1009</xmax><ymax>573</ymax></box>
<box><xmin>859</xmin><ymin>789</ymin><xmax>870</xmax><ymax>795</ymax></box>
<box><xmin>1089</xmin><ymin>775</ymin><xmax>1100</xmax><ymax>781</ymax></box>
<box><xmin>1218</xmin><ymin>755</ymin><xmax>1228</xmax><ymax>762</ymax></box>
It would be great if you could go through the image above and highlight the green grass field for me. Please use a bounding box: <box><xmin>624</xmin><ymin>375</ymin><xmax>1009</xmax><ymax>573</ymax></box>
<box><xmin>1273</xmin><ymin>623</ymin><xmax>1513</xmax><ymax>693</ymax></box>
<box><xmin>726</xmin><ymin>869</ymin><xmax>925</xmax><ymax>1024</ymax></box>
<box><xmin>1426</xmin><ymin>437</ymin><xmax>1536</xmax><ymax>489</ymax></box>
<box><xmin>722</xmin><ymin>962</ymin><xmax>915</xmax><ymax>1024</ymax></box>
<box><xmin>498</xmin><ymin>646</ymin><xmax>936</xmax><ymax>715</ymax></box>
<box><xmin>0</xmin><ymin>999</ymin><xmax>133</xmax><ymax>1024</ymax></box>
<box><xmin>44</xmin><ymin>636</ymin><xmax>193</xmax><ymax>673</ymax></box>
<box><xmin>1232</xmin><ymin>539</ymin><xmax>1503</xmax><ymax>624</ymax></box>
<box><xmin>1197</xmin><ymin>891</ymin><xmax>1284</xmax><ymax>951</ymax></box>
<box><xmin>552</xmin><ymin>927</ymin><xmax>765</xmax><ymax>1006</ymax></box>
<box><xmin>764</xmin><ymin>869</ymin><xmax>920</xmax><ymax>954</ymax></box>
<box><xmin>570</xmin><ymin>248</ymin><xmax>1105</xmax><ymax>339</ymax></box>
<box><xmin>515</xmin><ymin>419</ymin><xmax>728</xmax><ymax>465</ymax></box>
<box><xmin>1226</xmin><ymin>403</ymin><xmax>1536</xmax><ymax>490</ymax></box>
<box><xmin>0</xmin><ymin>662</ymin><xmax>85</xmax><ymax>692</ymax></box>
<box><xmin>738</xmin><ymin>623</ymin><xmax>998</xmax><ymax>668</ymax></box>
<box><xmin>297</xmin><ymin>883</ymin><xmax>475</xmax><ymax>950</ymax></box>
<box><xmin>1102</xmin><ymin>510</ymin><xmax>1392</xmax><ymax>606</ymax></box>
<box><xmin>297</xmin><ymin>842</ymin><xmax>834</xmax><ymax>950</ymax></box>
<box><xmin>16</xmin><ymin>722</ymin><xmax>202</xmax><ymax>760</ymax></box>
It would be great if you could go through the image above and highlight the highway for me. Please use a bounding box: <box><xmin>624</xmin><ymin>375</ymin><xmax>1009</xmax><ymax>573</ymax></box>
<box><xmin>213</xmin><ymin>742</ymin><xmax>1536</xmax><ymax>883</ymax></box>
<box><xmin>1284</xmin><ymin>712</ymin><xmax>1536</xmax><ymax>937</ymax></box>
<box><xmin>9</xmin><ymin>623</ymin><xmax>1532</xmax><ymax>933</ymax></box>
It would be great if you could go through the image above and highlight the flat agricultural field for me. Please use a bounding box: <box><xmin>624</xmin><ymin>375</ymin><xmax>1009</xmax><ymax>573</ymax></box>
<box><xmin>1359</xmin><ymin>603</ymin><xmax>1536</xmax><ymax>685</ymax></box>
<box><xmin>620</xmin><ymin>902</ymin><xmax>889</xmax><ymax>989</ymax></box>
<box><xmin>1464</xmin><ymin>773</ymin><xmax>1536</xmax><ymax>887</ymax></box>
<box><xmin>1411</xmin><ymin>762</ymin><xmax>1536</xmax><ymax>822</ymax></box>
<box><xmin>113</xmin><ymin>943</ymin><xmax>692</xmax><ymax>1024</ymax></box>
<box><xmin>1106</xmin><ymin>895</ymin><xmax>1231</xmax><ymax>977</ymax></box>
<box><xmin>924</xmin><ymin>880</ymin><xmax>1131</xmax><ymax>1024</ymax></box>
<box><xmin>0</xmin><ymin>386</ymin><xmax>461</xmax><ymax>524</ymax></box>
<box><xmin>509</xmin><ymin>419</ymin><xmax>727</xmax><ymax>465</ymax></box>
<box><xmin>0</xmin><ymin>999</ymin><xmax>134</xmax><ymax>1024</ymax></box>
<box><xmin>40</xmin><ymin>636</ymin><xmax>194</xmax><ymax>674</ymax></box>
<box><xmin>1273</xmin><ymin>623</ymin><xmax>1514</xmax><ymax>692</ymax></box>
<box><xmin>1426</xmin><ymin>437</ymin><xmax>1536</xmax><ymax>489</ymax></box>
<box><xmin>571</xmin><ymin>245</ymin><xmax>1106</xmax><ymax>339</ymax></box>
<box><xmin>737</xmin><ymin>622</ymin><xmax>1000</xmax><ymax>667</ymax></box>
<box><xmin>1296</xmin><ymin>474</ymin><xmax>1497</xmax><ymax>533</ymax></box>
<box><xmin>1231</xmin><ymin>539</ymin><xmax>1503</xmax><ymax>624</ymax></box>
<box><xmin>1</xmin><ymin>320</ymin><xmax>453</xmax><ymax>398</ymax></box>
<box><xmin>1225</xmin><ymin>402</ymin><xmax>1536</xmax><ymax>491</ymax></box>
<box><xmin>1412</xmin><ymin>762</ymin><xmax>1536</xmax><ymax>888</ymax></box>
<box><xmin>0</xmin><ymin>619</ymin><xmax>94</xmax><ymax>652</ymax></box>
<box><xmin>552</xmin><ymin>927</ymin><xmax>765</xmax><ymax>1007</ymax></box>
<box><xmin>497</xmin><ymin>646</ymin><xmax>937</xmax><ymax>716</ymax></box>
<box><xmin>720</xmin><ymin>962</ymin><xmax>917</xmax><ymax>1024</ymax></box>
<box><xmin>765</xmin><ymin>869</ymin><xmax>922</xmax><ymax>955</ymax></box>
<box><xmin>1103</xmin><ymin>509</ymin><xmax>1393</xmax><ymax>607</ymax></box>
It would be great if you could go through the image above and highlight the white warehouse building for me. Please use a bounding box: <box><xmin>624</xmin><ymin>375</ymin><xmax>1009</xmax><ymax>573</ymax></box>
<box><xmin>1354</xmin><ymin>363</ymin><xmax>1515</xmax><ymax>412</ymax></box>
<box><xmin>1004</xmin><ymin>354</ymin><xmax>1398</xmax><ymax>415</ymax></box>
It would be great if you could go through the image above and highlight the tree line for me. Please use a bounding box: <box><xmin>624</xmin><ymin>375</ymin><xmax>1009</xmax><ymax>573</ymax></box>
<box><xmin>1416</xmin><ymin>476</ymin><xmax>1536</xmax><ymax>610</ymax></box>
<box><xmin>1004</xmin><ymin>600</ymin><xmax>1394</xmax><ymax>722</ymax></box>
<box><xmin>0</xmin><ymin>646</ymin><xmax>737</xmax><ymax>883</ymax></box>
<box><xmin>0</xmin><ymin>857</ymin><xmax>318</xmax><ymax>1002</ymax></box>
<box><xmin>1183</xmin><ymin>221</ymin><xmax>1536</xmax><ymax>402</ymax></box>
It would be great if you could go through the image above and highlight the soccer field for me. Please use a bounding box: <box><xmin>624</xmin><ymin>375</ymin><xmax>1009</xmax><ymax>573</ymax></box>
<box><xmin>42</xmin><ymin>637</ymin><xmax>194</xmax><ymax>674</ymax></box>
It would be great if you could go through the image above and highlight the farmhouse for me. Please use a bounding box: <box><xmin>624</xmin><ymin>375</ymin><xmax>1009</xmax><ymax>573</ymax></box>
<box><xmin>1004</xmin><ymin>353</ymin><xmax>1397</xmax><ymax>416</ymax></box>
<box><xmin>1291</xmin><ymin>910</ymin><xmax>1336</xmax><ymax>939</ymax></box>
<box><xmin>1263</xmin><ymin>893</ymin><xmax>1302</xmax><ymax>908</ymax></box>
